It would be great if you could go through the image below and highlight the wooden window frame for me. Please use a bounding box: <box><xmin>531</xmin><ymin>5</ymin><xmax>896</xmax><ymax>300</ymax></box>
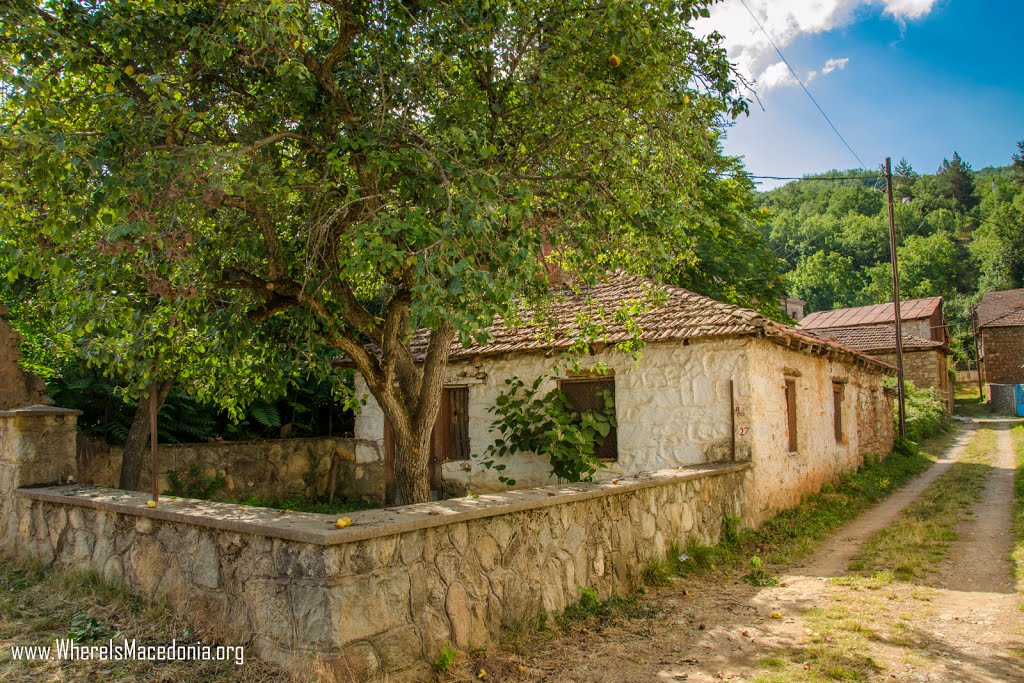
<box><xmin>832</xmin><ymin>382</ymin><xmax>846</xmax><ymax>444</ymax></box>
<box><xmin>557</xmin><ymin>375</ymin><xmax>618</xmax><ymax>461</ymax></box>
<box><xmin>785</xmin><ymin>378</ymin><xmax>798</xmax><ymax>453</ymax></box>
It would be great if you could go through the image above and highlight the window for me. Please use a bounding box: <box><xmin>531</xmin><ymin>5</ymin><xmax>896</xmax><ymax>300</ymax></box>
<box><xmin>832</xmin><ymin>382</ymin><xmax>845</xmax><ymax>443</ymax></box>
<box><xmin>558</xmin><ymin>376</ymin><xmax>618</xmax><ymax>460</ymax></box>
<box><xmin>785</xmin><ymin>379</ymin><xmax>798</xmax><ymax>452</ymax></box>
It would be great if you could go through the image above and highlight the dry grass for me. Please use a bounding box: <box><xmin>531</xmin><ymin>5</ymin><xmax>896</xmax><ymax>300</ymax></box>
<box><xmin>0</xmin><ymin>562</ymin><xmax>318</xmax><ymax>683</ymax></box>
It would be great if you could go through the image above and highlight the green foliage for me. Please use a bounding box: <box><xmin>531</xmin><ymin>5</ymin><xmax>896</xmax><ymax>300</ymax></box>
<box><xmin>886</xmin><ymin>378</ymin><xmax>951</xmax><ymax>443</ymax></box>
<box><xmin>641</xmin><ymin>556</ymin><xmax>674</xmax><ymax>587</ymax></box>
<box><xmin>741</xmin><ymin>555</ymin><xmax>779</xmax><ymax>586</ymax></box>
<box><xmin>936</xmin><ymin>152</ymin><xmax>978</xmax><ymax>210</ymax></box>
<box><xmin>759</xmin><ymin>146</ymin><xmax>1024</xmax><ymax>357</ymax></box>
<box><xmin>433</xmin><ymin>643</ymin><xmax>459</xmax><ymax>674</ymax></box>
<box><xmin>68</xmin><ymin>613</ymin><xmax>112</xmax><ymax>642</ymax></box>
<box><xmin>165</xmin><ymin>463</ymin><xmax>228</xmax><ymax>500</ymax></box>
<box><xmin>235</xmin><ymin>496</ymin><xmax>376</xmax><ymax>515</ymax></box>
<box><xmin>559</xmin><ymin>587</ymin><xmax>650</xmax><ymax>630</ymax></box>
<box><xmin>481</xmin><ymin>374</ymin><xmax>617</xmax><ymax>484</ymax></box>
<box><xmin>0</xmin><ymin>0</ymin><xmax>768</xmax><ymax>500</ymax></box>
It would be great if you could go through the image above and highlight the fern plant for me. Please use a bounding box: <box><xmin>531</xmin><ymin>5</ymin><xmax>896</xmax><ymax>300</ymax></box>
<box><xmin>165</xmin><ymin>462</ymin><xmax>228</xmax><ymax>499</ymax></box>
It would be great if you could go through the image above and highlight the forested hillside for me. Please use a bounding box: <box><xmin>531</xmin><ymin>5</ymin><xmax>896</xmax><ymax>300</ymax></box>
<box><xmin>758</xmin><ymin>143</ymin><xmax>1024</xmax><ymax>360</ymax></box>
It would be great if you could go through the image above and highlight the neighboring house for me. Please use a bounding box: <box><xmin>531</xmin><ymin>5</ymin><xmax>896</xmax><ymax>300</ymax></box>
<box><xmin>976</xmin><ymin>288</ymin><xmax>1024</xmax><ymax>387</ymax></box>
<box><xmin>781</xmin><ymin>297</ymin><xmax>806</xmax><ymax>323</ymax></box>
<box><xmin>802</xmin><ymin>325</ymin><xmax>953</xmax><ymax>413</ymax></box>
<box><xmin>350</xmin><ymin>274</ymin><xmax>895</xmax><ymax>521</ymax></box>
<box><xmin>798</xmin><ymin>297</ymin><xmax>953</xmax><ymax>412</ymax></box>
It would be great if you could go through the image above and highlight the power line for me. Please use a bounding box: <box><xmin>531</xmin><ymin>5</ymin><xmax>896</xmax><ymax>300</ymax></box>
<box><xmin>747</xmin><ymin>174</ymin><xmax>880</xmax><ymax>182</ymax></box>
<box><xmin>737</xmin><ymin>0</ymin><xmax>867</xmax><ymax>169</ymax></box>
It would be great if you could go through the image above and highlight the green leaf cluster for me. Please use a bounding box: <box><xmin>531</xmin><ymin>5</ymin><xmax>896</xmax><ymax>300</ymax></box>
<box><xmin>481</xmin><ymin>373</ymin><xmax>616</xmax><ymax>484</ymax></box>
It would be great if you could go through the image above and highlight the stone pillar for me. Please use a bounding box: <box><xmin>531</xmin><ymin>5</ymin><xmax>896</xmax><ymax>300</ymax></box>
<box><xmin>0</xmin><ymin>405</ymin><xmax>80</xmax><ymax>556</ymax></box>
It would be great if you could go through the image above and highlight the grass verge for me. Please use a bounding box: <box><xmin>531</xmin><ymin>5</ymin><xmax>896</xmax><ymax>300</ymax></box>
<box><xmin>848</xmin><ymin>427</ymin><xmax>993</xmax><ymax>581</ymax></box>
<box><xmin>1013</xmin><ymin>425</ymin><xmax>1024</xmax><ymax>594</ymax></box>
<box><xmin>669</xmin><ymin>432</ymin><xmax>956</xmax><ymax>579</ymax></box>
<box><xmin>755</xmin><ymin>426</ymin><xmax>996</xmax><ymax>682</ymax></box>
<box><xmin>0</xmin><ymin>564</ymin><xmax>290</xmax><ymax>683</ymax></box>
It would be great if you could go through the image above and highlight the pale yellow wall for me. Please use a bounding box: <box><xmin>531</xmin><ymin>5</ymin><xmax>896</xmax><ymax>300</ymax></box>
<box><xmin>742</xmin><ymin>338</ymin><xmax>894</xmax><ymax>521</ymax></box>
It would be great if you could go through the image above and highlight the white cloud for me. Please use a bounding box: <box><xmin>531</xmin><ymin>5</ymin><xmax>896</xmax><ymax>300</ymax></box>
<box><xmin>758</xmin><ymin>61</ymin><xmax>799</xmax><ymax>91</ymax></box>
<box><xmin>699</xmin><ymin>0</ymin><xmax>938</xmax><ymax>93</ymax></box>
<box><xmin>821</xmin><ymin>57</ymin><xmax>850</xmax><ymax>75</ymax></box>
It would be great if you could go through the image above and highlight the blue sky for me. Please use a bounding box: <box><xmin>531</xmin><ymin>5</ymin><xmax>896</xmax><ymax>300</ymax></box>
<box><xmin>701</xmin><ymin>1</ymin><xmax>1024</xmax><ymax>188</ymax></box>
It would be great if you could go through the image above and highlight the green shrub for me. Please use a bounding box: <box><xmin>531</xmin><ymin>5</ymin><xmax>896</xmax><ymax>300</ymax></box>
<box><xmin>886</xmin><ymin>378</ymin><xmax>950</xmax><ymax>443</ymax></box>
<box><xmin>433</xmin><ymin>643</ymin><xmax>459</xmax><ymax>674</ymax></box>
<box><xmin>165</xmin><ymin>462</ymin><xmax>227</xmax><ymax>499</ymax></box>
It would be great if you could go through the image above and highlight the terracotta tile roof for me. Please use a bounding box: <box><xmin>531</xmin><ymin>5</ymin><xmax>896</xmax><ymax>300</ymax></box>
<box><xmin>798</xmin><ymin>297</ymin><xmax>942</xmax><ymax>330</ymax></box>
<box><xmin>338</xmin><ymin>273</ymin><xmax>894</xmax><ymax>372</ymax></box>
<box><xmin>976</xmin><ymin>288</ymin><xmax>1024</xmax><ymax>328</ymax></box>
<box><xmin>803</xmin><ymin>324</ymin><xmax>945</xmax><ymax>353</ymax></box>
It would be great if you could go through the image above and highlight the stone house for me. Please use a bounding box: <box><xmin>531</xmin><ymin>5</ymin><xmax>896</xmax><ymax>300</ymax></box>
<box><xmin>798</xmin><ymin>297</ymin><xmax>952</xmax><ymax>412</ymax></box>
<box><xmin>976</xmin><ymin>288</ymin><xmax>1024</xmax><ymax>386</ymax></box>
<box><xmin>802</xmin><ymin>325</ymin><xmax>953</xmax><ymax>413</ymax></box>
<box><xmin>351</xmin><ymin>274</ymin><xmax>895</xmax><ymax>521</ymax></box>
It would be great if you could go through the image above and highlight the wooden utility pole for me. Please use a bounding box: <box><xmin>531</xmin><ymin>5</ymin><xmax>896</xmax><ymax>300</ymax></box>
<box><xmin>885</xmin><ymin>158</ymin><xmax>907</xmax><ymax>438</ymax></box>
<box><xmin>971</xmin><ymin>304</ymin><xmax>984</xmax><ymax>399</ymax></box>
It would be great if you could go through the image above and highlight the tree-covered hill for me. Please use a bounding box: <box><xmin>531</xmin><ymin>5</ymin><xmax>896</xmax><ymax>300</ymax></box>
<box><xmin>758</xmin><ymin>144</ymin><xmax>1024</xmax><ymax>360</ymax></box>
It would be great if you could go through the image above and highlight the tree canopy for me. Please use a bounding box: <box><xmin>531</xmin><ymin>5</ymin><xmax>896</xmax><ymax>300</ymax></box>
<box><xmin>1</xmin><ymin>0</ymin><xmax>777</xmax><ymax>502</ymax></box>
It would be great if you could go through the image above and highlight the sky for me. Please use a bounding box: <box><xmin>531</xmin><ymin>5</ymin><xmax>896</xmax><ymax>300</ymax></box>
<box><xmin>698</xmin><ymin>0</ymin><xmax>1024</xmax><ymax>189</ymax></box>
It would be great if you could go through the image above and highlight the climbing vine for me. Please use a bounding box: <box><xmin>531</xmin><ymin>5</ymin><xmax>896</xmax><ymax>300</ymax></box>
<box><xmin>481</xmin><ymin>374</ymin><xmax>617</xmax><ymax>485</ymax></box>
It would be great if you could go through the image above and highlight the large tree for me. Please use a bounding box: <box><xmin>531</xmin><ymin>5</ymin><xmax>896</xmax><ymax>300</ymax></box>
<box><xmin>936</xmin><ymin>151</ymin><xmax>978</xmax><ymax>210</ymax></box>
<box><xmin>2</xmin><ymin>0</ymin><xmax>758</xmax><ymax>503</ymax></box>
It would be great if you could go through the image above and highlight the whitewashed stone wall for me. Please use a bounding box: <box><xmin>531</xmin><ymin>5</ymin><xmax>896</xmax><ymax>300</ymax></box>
<box><xmin>743</xmin><ymin>338</ymin><xmax>894</xmax><ymax>521</ymax></box>
<box><xmin>355</xmin><ymin>335</ymin><xmax>893</xmax><ymax>518</ymax></box>
<box><xmin>355</xmin><ymin>339</ymin><xmax>750</xmax><ymax>493</ymax></box>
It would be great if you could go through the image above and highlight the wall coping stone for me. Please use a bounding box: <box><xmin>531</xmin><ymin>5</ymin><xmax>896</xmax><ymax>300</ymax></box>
<box><xmin>17</xmin><ymin>461</ymin><xmax>750</xmax><ymax>546</ymax></box>
<box><xmin>0</xmin><ymin>404</ymin><xmax>82</xmax><ymax>418</ymax></box>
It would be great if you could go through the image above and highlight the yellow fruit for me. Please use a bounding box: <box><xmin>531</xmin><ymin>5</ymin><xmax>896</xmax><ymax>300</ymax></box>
<box><xmin>105</xmin><ymin>83</ymin><xmax>116</xmax><ymax>93</ymax></box>
<box><xmin>609</xmin><ymin>54</ymin><xmax>621</xmax><ymax>68</ymax></box>
<box><xmin>771</xmin><ymin>612</ymin><xmax>783</xmax><ymax>619</ymax></box>
<box><xmin>477</xmin><ymin>669</ymin><xmax>488</xmax><ymax>680</ymax></box>
<box><xmin>124</xmin><ymin>65</ymin><xmax>135</xmax><ymax>75</ymax></box>
<box><xmin>146</xmin><ymin>500</ymin><xmax>156</xmax><ymax>508</ymax></box>
<box><xmin>335</xmin><ymin>517</ymin><xmax>352</xmax><ymax>528</ymax></box>
<box><xmin>684</xmin><ymin>94</ymin><xmax>691</xmax><ymax>104</ymax></box>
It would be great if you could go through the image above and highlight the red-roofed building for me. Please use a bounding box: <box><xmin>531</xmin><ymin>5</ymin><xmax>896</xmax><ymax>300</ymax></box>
<box><xmin>798</xmin><ymin>298</ymin><xmax>952</xmax><ymax>413</ymax></box>
<box><xmin>799</xmin><ymin>297</ymin><xmax>947</xmax><ymax>345</ymax></box>
<box><xmin>976</xmin><ymin>288</ymin><xmax>1024</xmax><ymax>387</ymax></box>
<box><xmin>348</xmin><ymin>274</ymin><xmax>895</xmax><ymax>519</ymax></box>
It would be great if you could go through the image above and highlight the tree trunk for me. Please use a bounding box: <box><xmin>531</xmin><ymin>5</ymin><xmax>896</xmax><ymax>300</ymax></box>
<box><xmin>393</xmin><ymin>425</ymin><xmax>433</xmax><ymax>504</ymax></box>
<box><xmin>118</xmin><ymin>379</ymin><xmax>174</xmax><ymax>491</ymax></box>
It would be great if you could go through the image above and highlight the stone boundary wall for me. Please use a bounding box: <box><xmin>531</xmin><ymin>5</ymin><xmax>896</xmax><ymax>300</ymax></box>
<box><xmin>987</xmin><ymin>384</ymin><xmax>1020</xmax><ymax>416</ymax></box>
<box><xmin>77</xmin><ymin>436</ymin><xmax>384</xmax><ymax>504</ymax></box>
<box><xmin>5</xmin><ymin>462</ymin><xmax>750</xmax><ymax>681</ymax></box>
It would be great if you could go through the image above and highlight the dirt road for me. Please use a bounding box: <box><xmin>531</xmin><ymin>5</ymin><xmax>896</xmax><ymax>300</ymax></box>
<box><xmin>479</xmin><ymin>418</ymin><xmax>1023</xmax><ymax>682</ymax></box>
